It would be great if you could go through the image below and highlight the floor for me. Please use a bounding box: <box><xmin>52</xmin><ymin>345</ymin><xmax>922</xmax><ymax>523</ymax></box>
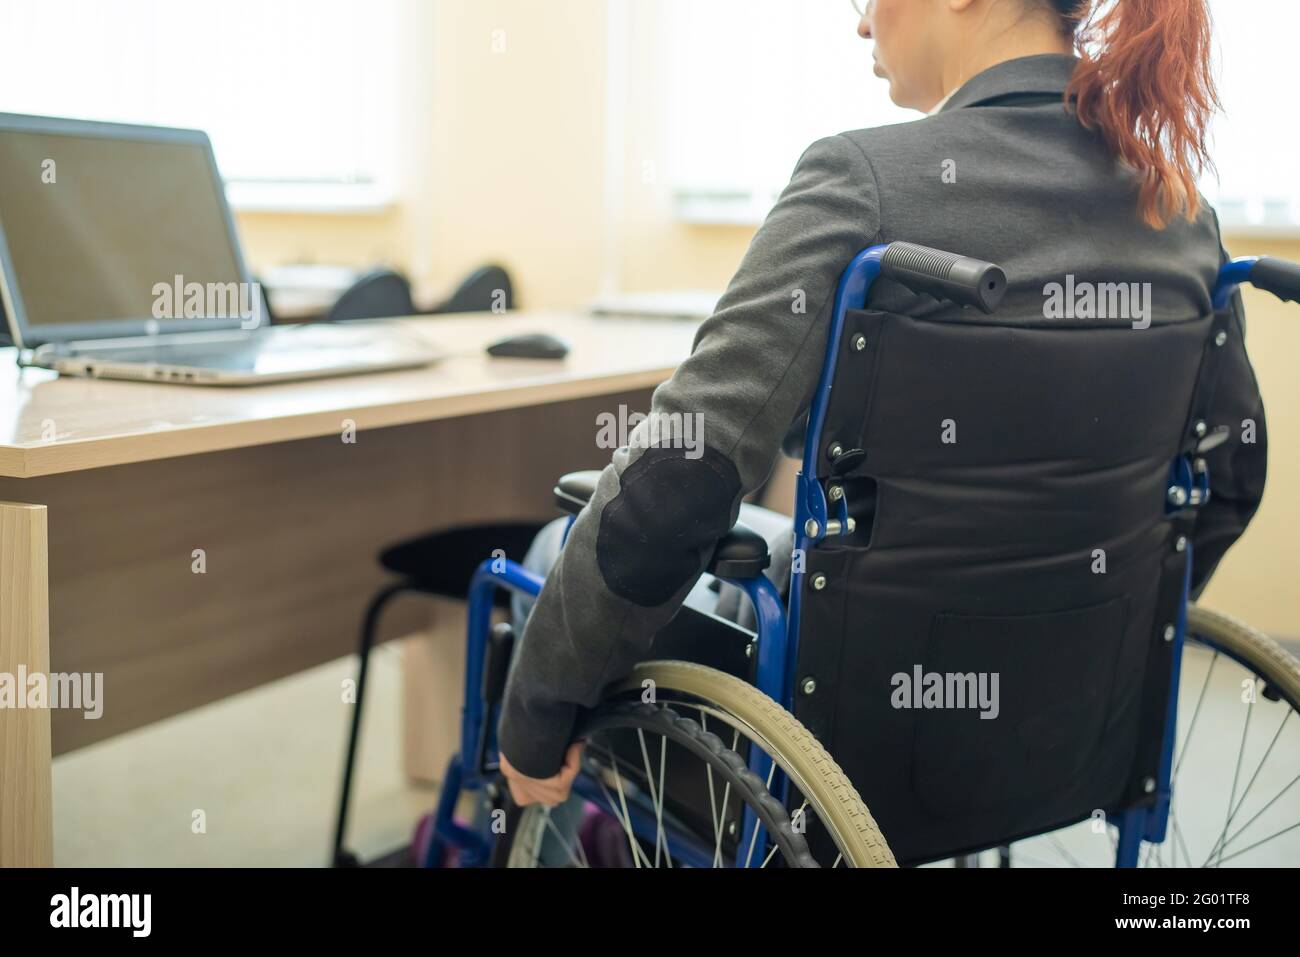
<box><xmin>53</xmin><ymin>642</ymin><xmax>435</xmax><ymax>867</ymax></box>
<box><xmin>53</xmin><ymin>637</ymin><xmax>1298</xmax><ymax>868</ymax></box>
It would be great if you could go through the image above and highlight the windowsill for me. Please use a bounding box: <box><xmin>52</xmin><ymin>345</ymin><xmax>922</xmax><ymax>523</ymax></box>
<box><xmin>1218</xmin><ymin>222</ymin><xmax>1300</xmax><ymax>240</ymax></box>
<box><xmin>674</xmin><ymin>191</ymin><xmax>779</xmax><ymax>227</ymax></box>
<box><xmin>674</xmin><ymin>191</ymin><xmax>1300</xmax><ymax>238</ymax></box>
<box><xmin>225</xmin><ymin>181</ymin><xmax>398</xmax><ymax>216</ymax></box>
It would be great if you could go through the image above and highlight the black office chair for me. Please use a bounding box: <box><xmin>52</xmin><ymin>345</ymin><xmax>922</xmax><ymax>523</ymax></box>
<box><xmin>433</xmin><ymin>264</ymin><xmax>515</xmax><ymax>314</ymax></box>
<box><xmin>333</xmin><ymin>519</ymin><xmax>548</xmax><ymax>866</ymax></box>
<box><xmin>324</xmin><ymin>269</ymin><xmax>418</xmax><ymax>323</ymax></box>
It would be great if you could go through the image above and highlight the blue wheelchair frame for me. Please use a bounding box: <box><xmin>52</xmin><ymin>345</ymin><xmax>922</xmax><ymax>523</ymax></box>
<box><xmin>426</xmin><ymin>248</ymin><xmax>1272</xmax><ymax>868</ymax></box>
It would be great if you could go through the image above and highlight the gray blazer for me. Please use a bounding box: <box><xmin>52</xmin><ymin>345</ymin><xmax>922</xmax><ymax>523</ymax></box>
<box><xmin>498</xmin><ymin>53</ymin><xmax>1267</xmax><ymax>777</ymax></box>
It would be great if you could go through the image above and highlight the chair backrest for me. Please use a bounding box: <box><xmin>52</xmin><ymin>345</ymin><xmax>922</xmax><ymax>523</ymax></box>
<box><xmin>324</xmin><ymin>269</ymin><xmax>416</xmax><ymax>323</ymax></box>
<box><xmin>792</xmin><ymin>304</ymin><xmax>1221</xmax><ymax>863</ymax></box>
<box><xmin>435</xmin><ymin>264</ymin><xmax>514</xmax><ymax>315</ymax></box>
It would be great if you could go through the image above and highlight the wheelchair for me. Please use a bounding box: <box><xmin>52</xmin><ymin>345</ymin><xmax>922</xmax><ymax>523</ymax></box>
<box><xmin>335</xmin><ymin>243</ymin><xmax>1300</xmax><ymax>868</ymax></box>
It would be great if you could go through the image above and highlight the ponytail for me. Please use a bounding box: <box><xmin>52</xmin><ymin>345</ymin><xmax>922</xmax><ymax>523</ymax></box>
<box><xmin>1060</xmin><ymin>0</ymin><xmax>1219</xmax><ymax>229</ymax></box>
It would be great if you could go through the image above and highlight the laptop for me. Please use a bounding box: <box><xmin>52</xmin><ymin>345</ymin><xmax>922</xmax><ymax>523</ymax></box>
<box><xmin>0</xmin><ymin>112</ymin><xmax>440</xmax><ymax>385</ymax></box>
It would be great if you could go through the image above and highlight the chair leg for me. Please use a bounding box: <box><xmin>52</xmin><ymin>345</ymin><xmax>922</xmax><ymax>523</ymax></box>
<box><xmin>332</xmin><ymin>582</ymin><xmax>411</xmax><ymax>867</ymax></box>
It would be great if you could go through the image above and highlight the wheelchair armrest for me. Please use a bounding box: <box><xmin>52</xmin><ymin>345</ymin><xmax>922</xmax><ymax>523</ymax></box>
<box><xmin>707</xmin><ymin>522</ymin><xmax>771</xmax><ymax>579</ymax></box>
<box><xmin>554</xmin><ymin>470</ymin><xmax>601</xmax><ymax>515</ymax></box>
<box><xmin>554</xmin><ymin>470</ymin><xmax>770</xmax><ymax>577</ymax></box>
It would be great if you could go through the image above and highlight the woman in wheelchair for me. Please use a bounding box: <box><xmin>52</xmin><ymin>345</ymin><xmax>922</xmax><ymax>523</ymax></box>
<box><xmin>335</xmin><ymin>0</ymin><xmax>1300</xmax><ymax>868</ymax></box>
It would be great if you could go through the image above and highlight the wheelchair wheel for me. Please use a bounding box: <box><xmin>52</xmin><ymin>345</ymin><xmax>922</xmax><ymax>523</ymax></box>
<box><xmin>494</xmin><ymin>661</ymin><xmax>896</xmax><ymax>868</ymax></box>
<box><xmin>998</xmin><ymin>604</ymin><xmax>1300</xmax><ymax>868</ymax></box>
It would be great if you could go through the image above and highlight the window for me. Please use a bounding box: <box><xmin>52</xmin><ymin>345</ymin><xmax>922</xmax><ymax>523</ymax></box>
<box><xmin>660</xmin><ymin>0</ymin><xmax>909</xmax><ymax>224</ymax></box>
<box><xmin>0</xmin><ymin>0</ymin><xmax>401</xmax><ymax>212</ymax></box>
<box><xmin>660</xmin><ymin>0</ymin><xmax>1300</xmax><ymax>233</ymax></box>
<box><xmin>1202</xmin><ymin>1</ymin><xmax>1300</xmax><ymax>234</ymax></box>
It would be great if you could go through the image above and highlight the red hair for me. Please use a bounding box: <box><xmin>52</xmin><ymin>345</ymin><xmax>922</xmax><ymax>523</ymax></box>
<box><xmin>1063</xmin><ymin>0</ymin><xmax>1220</xmax><ymax>229</ymax></box>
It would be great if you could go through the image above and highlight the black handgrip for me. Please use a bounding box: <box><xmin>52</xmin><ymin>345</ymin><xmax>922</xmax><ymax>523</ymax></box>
<box><xmin>482</xmin><ymin>622</ymin><xmax>515</xmax><ymax>705</ymax></box>
<box><xmin>1251</xmin><ymin>257</ymin><xmax>1300</xmax><ymax>305</ymax></box>
<box><xmin>880</xmin><ymin>242</ymin><xmax>1007</xmax><ymax>314</ymax></box>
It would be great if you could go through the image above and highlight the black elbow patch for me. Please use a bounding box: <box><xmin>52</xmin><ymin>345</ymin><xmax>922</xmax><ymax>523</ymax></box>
<box><xmin>597</xmin><ymin>445</ymin><xmax>742</xmax><ymax>607</ymax></box>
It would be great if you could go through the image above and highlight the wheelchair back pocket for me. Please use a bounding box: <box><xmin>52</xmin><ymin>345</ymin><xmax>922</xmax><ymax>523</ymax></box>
<box><xmin>910</xmin><ymin>596</ymin><xmax>1130</xmax><ymax>819</ymax></box>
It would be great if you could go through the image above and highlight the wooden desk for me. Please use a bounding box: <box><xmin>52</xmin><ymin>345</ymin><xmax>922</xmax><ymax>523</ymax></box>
<box><xmin>0</xmin><ymin>311</ymin><xmax>697</xmax><ymax>865</ymax></box>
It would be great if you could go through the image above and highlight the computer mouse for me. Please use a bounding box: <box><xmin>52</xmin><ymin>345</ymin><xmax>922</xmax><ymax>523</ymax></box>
<box><xmin>486</xmin><ymin>332</ymin><xmax>570</xmax><ymax>360</ymax></box>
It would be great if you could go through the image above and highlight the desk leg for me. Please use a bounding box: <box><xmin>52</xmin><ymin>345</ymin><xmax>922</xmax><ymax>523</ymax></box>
<box><xmin>0</xmin><ymin>502</ymin><xmax>52</xmax><ymax>867</ymax></box>
<box><xmin>402</xmin><ymin>598</ymin><xmax>468</xmax><ymax>785</ymax></box>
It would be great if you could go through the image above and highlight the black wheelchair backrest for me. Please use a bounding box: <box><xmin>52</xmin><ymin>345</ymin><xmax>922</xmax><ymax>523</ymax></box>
<box><xmin>793</xmin><ymin>306</ymin><xmax>1219</xmax><ymax>863</ymax></box>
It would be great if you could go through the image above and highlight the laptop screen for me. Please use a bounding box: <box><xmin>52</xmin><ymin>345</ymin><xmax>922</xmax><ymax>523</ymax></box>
<box><xmin>0</xmin><ymin>119</ymin><xmax>250</xmax><ymax>345</ymax></box>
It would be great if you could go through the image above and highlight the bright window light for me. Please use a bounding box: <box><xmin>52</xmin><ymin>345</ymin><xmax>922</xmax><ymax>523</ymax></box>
<box><xmin>660</xmin><ymin>0</ymin><xmax>1300</xmax><ymax>234</ymax></box>
<box><xmin>0</xmin><ymin>0</ymin><xmax>401</xmax><ymax>212</ymax></box>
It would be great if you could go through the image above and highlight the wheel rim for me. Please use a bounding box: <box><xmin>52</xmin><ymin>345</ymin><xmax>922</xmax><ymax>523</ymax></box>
<box><xmin>502</xmin><ymin>701</ymin><xmax>819</xmax><ymax>868</ymax></box>
<box><xmin>500</xmin><ymin>660</ymin><xmax>895</xmax><ymax>868</ymax></box>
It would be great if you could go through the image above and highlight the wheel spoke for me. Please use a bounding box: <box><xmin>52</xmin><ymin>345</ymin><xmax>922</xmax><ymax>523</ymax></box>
<box><xmin>708</xmin><ymin>728</ymin><xmax>740</xmax><ymax>867</ymax></box>
<box><xmin>593</xmin><ymin>775</ymin><xmax>638</xmax><ymax>867</ymax></box>
<box><xmin>1009</xmin><ymin>849</ymin><xmax>1064</xmax><ymax>868</ymax></box>
<box><xmin>1208</xmin><ymin>707</ymin><xmax>1292</xmax><ymax>866</ymax></box>
<box><xmin>1173</xmin><ymin>649</ymin><xmax>1218</xmax><ymax>781</ymax></box>
<box><xmin>598</xmin><ymin>746</ymin><xmax>653</xmax><ymax>869</ymax></box>
<box><xmin>1208</xmin><ymin>773</ymin><xmax>1300</xmax><ymax>866</ymax></box>
<box><xmin>698</xmin><ymin>709</ymin><xmax>728</xmax><ymax>867</ymax></box>
<box><xmin>1213</xmin><ymin>820</ymin><xmax>1300</xmax><ymax>866</ymax></box>
<box><xmin>699</xmin><ymin>711</ymin><xmax>723</xmax><ymax>866</ymax></box>
<box><xmin>1046</xmin><ymin>834</ymin><xmax>1085</xmax><ymax>868</ymax></box>
<box><xmin>742</xmin><ymin>760</ymin><xmax>778</xmax><ymax>869</ymax></box>
<box><xmin>571</xmin><ymin>814</ymin><xmax>591</xmax><ymax>868</ymax></box>
<box><xmin>636</xmin><ymin>729</ymin><xmax>671</xmax><ymax>868</ymax></box>
<box><xmin>659</xmin><ymin>696</ymin><xmax>865</xmax><ymax>870</ymax></box>
<box><xmin>658</xmin><ymin>735</ymin><xmax>671</xmax><ymax>867</ymax></box>
<box><xmin>518</xmin><ymin>666</ymin><xmax>877</xmax><ymax>871</ymax></box>
<box><xmin>1205</xmin><ymin>690</ymin><xmax>1255</xmax><ymax>866</ymax></box>
<box><xmin>542</xmin><ymin>809</ymin><xmax>588</xmax><ymax>869</ymax></box>
<box><xmin>1171</xmin><ymin>808</ymin><xmax>1194</xmax><ymax>869</ymax></box>
<box><xmin>772</xmin><ymin>801</ymin><xmax>810</xmax><ymax>869</ymax></box>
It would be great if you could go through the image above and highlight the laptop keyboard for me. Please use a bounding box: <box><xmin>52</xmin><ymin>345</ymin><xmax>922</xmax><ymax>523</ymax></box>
<box><xmin>65</xmin><ymin>331</ymin><xmax>272</xmax><ymax>372</ymax></box>
<box><xmin>55</xmin><ymin>324</ymin><xmax>425</xmax><ymax>376</ymax></box>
